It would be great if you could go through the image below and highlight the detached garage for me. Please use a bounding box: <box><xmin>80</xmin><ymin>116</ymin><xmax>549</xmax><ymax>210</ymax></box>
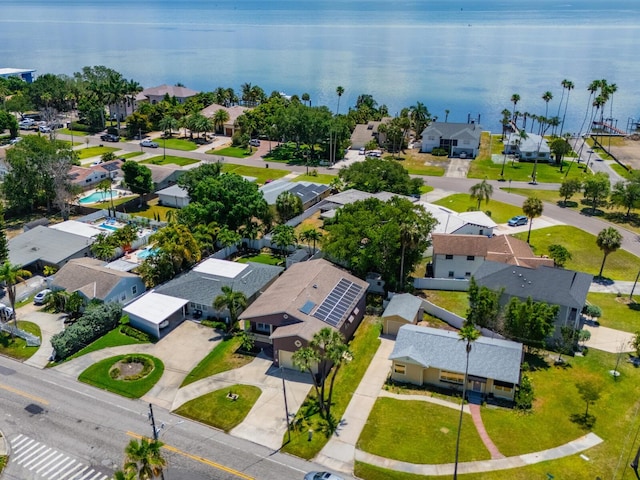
<box><xmin>382</xmin><ymin>293</ymin><xmax>424</xmax><ymax>335</ymax></box>
<box><xmin>124</xmin><ymin>292</ymin><xmax>188</xmax><ymax>339</ymax></box>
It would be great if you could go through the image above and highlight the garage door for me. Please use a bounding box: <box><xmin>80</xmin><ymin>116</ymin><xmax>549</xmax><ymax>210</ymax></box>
<box><xmin>385</xmin><ymin>319</ymin><xmax>405</xmax><ymax>336</ymax></box>
<box><xmin>278</xmin><ymin>350</ymin><xmax>296</xmax><ymax>370</ymax></box>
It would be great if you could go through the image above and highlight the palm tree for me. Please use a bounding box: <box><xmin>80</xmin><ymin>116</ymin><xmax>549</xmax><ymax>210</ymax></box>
<box><xmin>409</xmin><ymin>101</ymin><xmax>431</xmax><ymax>139</ymax></box>
<box><xmin>453</xmin><ymin>322</ymin><xmax>480</xmax><ymax>480</ymax></box>
<box><xmin>605</xmin><ymin>83</ymin><xmax>617</xmax><ymax>150</ymax></box>
<box><xmin>299</xmin><ymin>228</ymin><xmax>323</xmax><ymax>255</ymax></box>
<box><xmin>301</xmin><ymin>92</ymin><xmax>310</xmax><ymax>106</ymax></box>
<box><xmin>510</xmin><ymin>93</ymin><xmax>520</xmax><ymax>124</ymax></box>
<box><xmin>123</xmin><ymin>437</ymin><xmax>166</xmax><ymax>480</ymax></box>
<box><xmin>335</xmin><ymin>86</ymin><xmax>344</xmax><ymax>115</ymax></box>
<box><xmin>212</xmin><ymin>109</ymin><xmax>230</xmax><ymax>134</ymax></box>
<box><xmin>158</xmin><ymin>115</ymin><xmax>178</xmax><ymax>138</ymax></box>
<box><xmin>445</xmin><ymin>109</ymin><xmax>450</xmax><ymax>122</ymax></box>
<box><xmin>542</xmin><ymin>91</ymin><xmax>553</xmax><ymax>120</ymax></box>
<box><xmin>213</xmin><ymin>286</ymin><xmax>247</xmax><ymax>326</ymax></box>
<box><xmin>331</xmin><ymin>86</ymin><xmax>345</xmax><ymax>166</ymax></box>
<box><xmin>559</xmin><ymin>80</ymin><xmax>574</xmax><ymax>137</ymax></box>
<box><xmin>522</xmin><ymin>196</ymin><xmax>543</xmax><ymax>243</ymax></box>
<box><xmin>469</xmin><ymin>179</ymin><xmax>493</xmax><ymax>210</ymax></box>
<box><xmin>0</xmin><ymin>262</ymin><xmax>32</xmax><ymax>334</ymax></box>
<box><xmin>596</xmin><ymin>227</ymin><xmax>622</xmax><ymax>278</ymax></box>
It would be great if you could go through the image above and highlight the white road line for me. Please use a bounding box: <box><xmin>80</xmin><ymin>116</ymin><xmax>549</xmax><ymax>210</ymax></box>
<box><xmin>36</xmin><ymin>452</ymin><xmax>65</xmax><ymax>473</ymax></box>
<box><xmin>67</xmin><ymin>465</ymin><xmax>89</xmax><ymax>480</ymax></box>
<box><xmin>27</xmin><ymin>448</ymin><xmax>54</xmax><ymax>469</ymax></box>
<box><xmin>16</xmin><ymin>443</ymin><xmax>46</xmax><ymax>464</ymax></box>
<box><xmin>11</xmin><ymin>433</ymin><xmax>25</xmax><ymax>446</ymax></box>
<box><xmin>43</xmin><ymin>457</ymin><xmax>74</xmax><ymax>478</ymax></box>
<box><xmin>54</xmin><ymin>462</ymin><xmax>82</xmax><ymax>480</ymax></box>
<box><xmin>12</xmin><ymin>438</ymin><xmax>36</xmax><ymax>459</ymax></box>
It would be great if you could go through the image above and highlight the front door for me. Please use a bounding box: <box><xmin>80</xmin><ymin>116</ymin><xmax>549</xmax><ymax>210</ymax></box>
<box><xmin>471</xmin><ymin>380</ymin><xmax>483</xmax><ymax>392</ymax></box>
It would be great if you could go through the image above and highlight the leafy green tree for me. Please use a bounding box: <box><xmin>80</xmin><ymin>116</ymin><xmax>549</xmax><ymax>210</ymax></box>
<box><xmin>213</xmin><ymin>286</ymin><xmax>247</xmax><ymax>326</ymax></box>
<box><xmin>469</xmin><ymin>179</ymin><xmax>493</xmax><ymax>210</ymax></box>
<box><xmin>559</xmin><ymin>178</ymin><xmax>582</xmax><ymax>206</ymax></box>
<box><xmin>466</xmin><ymin>277</ymin><xmax>502</xmax><ymax>330</ymax></box>
<box><xmin>515</xmin><ymin>373</ymin><xmax>535</xmax><ymax>411</ymax></box>
<box><xmin>610</xmin><ymin>178</ymin><xmax>640</xmax><ymax>218</ymax></box>
<box><xmin>631</xmin><ymin>331</ymin><xmax>640</xmax><ymax>357</ymax></box>
<box><xmin>549</xmin><ymin>137</ymin><xmax>572</xmax><ymax>169</ymax></box>
<box><xmin>576</xmin><ymin>379</ymin><xmax>603</xmax><ymax>418</ymax></box>
<box><xmin>0</xmin><ymin>262</ymin><xmax>32</xmax><ymax>334</ymax></box>
<box><xmin>583</xmin><ymin>171</ymin><xmax>610</xmax><ymax>215</ymax></box>
<box><xmin>548</xmin><ymin>244</ymin><xmax>572</xmax><ymax>267</ymax></box>
<box><xmin>0</xmin><ymin>110</ymin><xmax>19</xmax><ymax>138</ymax></box>
<box><xmin>271</xmin><ymin>224</ymin><xmax>297</xmax><ymax>258</ymax></box>
<box><xmin>0</xmin><ymin>208</ymin><xmax>8</xmax><ymax>264</ymax></box>
<box><xmin>121</xmin><ymin>161</ymin><xmax>153</xmax><ymax>207</ymax></box>
<box><xmin>150</xmin><ymin>223</ymin><xmax>201</xmax><ymax>272</ymax></box>
<box><xmin>338</xmin><ymin>157</ymin><xmax>422</xmax><ymax>195</ymax></box>
<box><xmin>522</xmin><ymin>196</ymin><xmax>543</xmax><ymax>243</ymax></box>
<box><xmin>158</xmin><ymin>115</ymin><xmax>178</xmax><ymax>138</ymax></box>
<box><xmin>217</xmin><ymin>226</ymin><xmax>242</xmax><ymax>250</ymax></box>
<box><xmin>137</xmin><ymin>251</ymin><xmax>176</xmax><ymax>288</ymax></box>
<box><xmin>4</xmin><ymin>92</ymin><xmax>34</xmax><ymax>120</ymax></box>
<box><xmin>275</xmin><ymin>191</ymin><xmax>303</xmax><ymax>223</ymax></box>
<box><xmin>177</xmin><ymin>162</ymin><xmax>222</xmax><ymax>194</ymax></box>
<box><xmin>504</xmin><ymin>296</ymin><xmax>559</xmax><ymax>351</ymax></box>
<box><xmin>596</xmin><ymin>227</ymin><xmax>622</xmax><ymax>278</ymax></box>
<box><xmin>123</xmin><ymin>437</ymin><xmax>166</xmax><ymax>480</ymax></box>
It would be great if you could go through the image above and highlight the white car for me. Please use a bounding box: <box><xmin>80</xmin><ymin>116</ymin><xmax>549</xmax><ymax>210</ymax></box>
<box><xmin>140</xmin><ymin>139</ymin><xmax>159</xmax><ymax>148</ymax></box>
<box><xmin>34</xmin><ymin>289</ymin><xmax>52</xmax><ymax>305</ymax></box>
<box><xmin>9</xmin><ymin>137</ymin><xmax>22</xmax><ymax>145</ymax></box>
<box><xmin>0</xmin><ymin>303</ymin><xmax>14</xmax><ymax>320</ymax></box>
<box><xmin>249</xmin><ymin>139</ymin><xmax>261</xmax><ymax>147</ymax></box>
<box><xmin>39</xmin><ymin>125</ymin><xmax>52</xmax><ymax>133</ymax></box>
<box><xmin>304</xmin><ymin>472</ymin><xmax>344</xmax><ymax>480</ymax></box>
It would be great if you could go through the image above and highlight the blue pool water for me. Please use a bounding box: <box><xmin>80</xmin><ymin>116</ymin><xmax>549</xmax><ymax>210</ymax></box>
<box><xmin>99</xmin><ymin>223</ymin><xmax>119</xmax><ymax>231</ymax></box>
<box><xmin>79</xmin><ymin>190</ymin><xmax>117</xmax><ymax>204</ymax></box>
<box><xmin>137</xmin><ymin>248</ymin><xmax>159</xmax><ymax>260</ymax></box>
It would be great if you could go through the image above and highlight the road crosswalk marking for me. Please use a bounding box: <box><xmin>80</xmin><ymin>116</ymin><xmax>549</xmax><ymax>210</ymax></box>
<box><xmin>9</xmin><ymin>434</ymin><xmax>111</xmax><ymax>480</ymax></box>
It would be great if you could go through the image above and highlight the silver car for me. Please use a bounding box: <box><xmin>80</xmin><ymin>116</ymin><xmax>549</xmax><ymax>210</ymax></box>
<box><xmin>304</xmin><ymin>472</ymin><xmax>344</xmax><ymax>480</ymax></box>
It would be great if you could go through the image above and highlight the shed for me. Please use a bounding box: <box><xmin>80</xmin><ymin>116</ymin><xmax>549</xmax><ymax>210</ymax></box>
<box><xmin>123</xmin><ymin>292</ymin><xmax>188</xmax><ymax>339</ymax></box>
<box><xmin>382</xmin><ymin>293</ymin><xmax>424</xmax><ymax>335</ymax></box>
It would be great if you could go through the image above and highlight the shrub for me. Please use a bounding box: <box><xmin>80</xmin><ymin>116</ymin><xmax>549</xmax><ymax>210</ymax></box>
<box><xmin>201</xmin><ymin>320</ymin><xmax>228</xmax><ymax>331</ymax></box>
<box><xmin>515</xmin><ymin>373</ymin><xmax>534</xmax><ymax>411</ymax></box>
<box><xmin>431</xmin><ymin>148</ymin><xmax>449</xmax><ymax>156</ymax></box>
<box><xmin>120</xmin><ymin>325</ymin><xmax>153</xmax><ymax>342</ymax></box>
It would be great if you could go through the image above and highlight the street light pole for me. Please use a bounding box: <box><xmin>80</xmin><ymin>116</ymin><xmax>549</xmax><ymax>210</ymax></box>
<box><xmin>281</xmin><ymin>367</ymin><xmax>291</xmax><ymax>444</ymax></box>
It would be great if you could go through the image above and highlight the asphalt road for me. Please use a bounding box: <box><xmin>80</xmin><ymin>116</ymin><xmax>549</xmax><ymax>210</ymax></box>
<box><xmin>0</xmin><ymin>356</ymin><xmax>337</xmax><ymax>480</ymax></box>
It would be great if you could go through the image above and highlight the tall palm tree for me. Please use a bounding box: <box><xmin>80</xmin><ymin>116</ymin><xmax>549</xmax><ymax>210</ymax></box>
<box><xmin>559</xmin><ymin>80</ymin><xmax>574</xmax><ymax>137</ymax></box>
<box><xmin>469</xmin><ymin>179</ymin><xmax>493</xmax><ymax>210</ymax></box>
<box><xmin>522</xmin><ymin>196</ymin><xmax>543</xmax><ymax>243</ymax></box>
<box><xmin>301</xmin><ymin>92</ymin><xmax>310</xmax><ymax>106</ymax></box>
<box><xmin>213</xmin><ymin>286</ymin><xmax>247</xmax><ymax>326</ymax></box>
<box><xmin>510</xmin><ymin>93</ymin><xmax>520</xmax><ymax>124</ymax></box>
<box><xmin>578</xmin><ymin>80</ymin><xmax>601</xmax><ymax>140</ymax></box>
<box><xmin>445</xmin><ymin>109</ymin><xmax>450</xmax><ymax>122</ymax></box>
<box><xmin>453</xmin><ymin>322</ymin><xmax>480</xmax><ymax>480</ymax></box>
<box><xmin>123</xmin><ymin>437</ymin><xmax>166</xmax><ymax>480</ymax></box>
<box><xmin>596</xmin><ymin>227</ymin><xmax>622</xmax><ymax>278</ymax></box>
<box><xmin>335</xmin><ymin>86</ymin><xmax>344</xmax><ymax>115</ymax></box>
<box><xmin>212</xmin><ymin>109</ymin><xmax>230</xmax><ymax>134</ymax></box>
<box><xmin>0</xmin><ymin>262</ymin><xmax>32</xmax><ymax>334</ymax></box>
<box><xmin>331</xmin><ymin>86</ymin><xmax>345</xmax><ymax>166</ymax></box>
<box><xmin>299</xmin><ymin>228</ymin><xmax>322</xmax><ymax>255</ymax></box>
<box><xmin>158</xmin><ymin>115</ymin><xmax>178</xmax><ymax>138</ymax></box>
<box><xmin>541</xmin><ymin>91</ymin><xmax>553</xmax><ymax>120</ymax></box>
<box><xmin>409</xmin><ymin>101</ymin><xmax>431</xmax><ymax>139</ymax></box>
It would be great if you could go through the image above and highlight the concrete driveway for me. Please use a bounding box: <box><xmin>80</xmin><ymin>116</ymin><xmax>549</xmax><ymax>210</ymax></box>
<box><xmin>583</xmin><ymin>323</ymin><xmax>635</xmax><ymax>353</ymax></box>
<box><xmin>173</xmin><ymin>352</ymin><xmax>313</xmax><ymax>450</ymax></box>
<box><xmin>21</xmin><ymin>306</ymin><xmax>66</xmax><ymax>369</ymax></box>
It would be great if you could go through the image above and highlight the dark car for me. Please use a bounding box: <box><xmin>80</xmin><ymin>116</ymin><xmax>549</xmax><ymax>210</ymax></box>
<box><xmin>507</xmin><ymin>215</ymin><xmax>528</xmax><ymax>227</ymax></box>
<box><xmin>100</xmin><ymin>133</ymin><xmax>120</xmax><ymax>142</ymax></box>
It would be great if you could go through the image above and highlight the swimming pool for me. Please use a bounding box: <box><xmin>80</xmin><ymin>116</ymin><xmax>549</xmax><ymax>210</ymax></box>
<box><xmin>99</xmin><ymin>223</ymin><xmax>119</xmax><ymax>231</ymax></box>
<box><xmin>79</xmin><ymin>190</ymin><xmax>117</xmax><ymax>204</ymax></box>
<box><xmin>137</xmin><ymin>248</ymin><xmax>159</xmax><ymax>259</ymax></box>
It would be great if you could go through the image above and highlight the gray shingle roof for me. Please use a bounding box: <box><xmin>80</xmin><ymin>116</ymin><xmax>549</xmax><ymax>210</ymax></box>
<box><xmin>382</xmin><ymin>293</ymin><xmax>423</xmax><ymax>322</ymax></box>
<box><xmin>390</xmin><ymin>325</ymin><xmax>523</xmax><ymax>384</ymax></box>
<box><xmin>420</xmin><ymin>122</ymin><xmax>483</xmax><ymax>142</ymax></box>
<box><xmin>9</xmin><ymin>226</ymin><xmax>94</xmax><ymax>267</ymax></box>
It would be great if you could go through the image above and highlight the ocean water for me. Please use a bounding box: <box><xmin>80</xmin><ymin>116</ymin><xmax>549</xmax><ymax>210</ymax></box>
<box><xmin>1</xmin><ymin>0</ymin><xmax>639</xmax><ymax>132</ymax></box>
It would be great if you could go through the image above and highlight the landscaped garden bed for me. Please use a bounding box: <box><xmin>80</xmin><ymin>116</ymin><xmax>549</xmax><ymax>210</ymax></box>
<box><xmin>0</xmin><ymin>321</ymin><xmax>41</xmax><ymax>360</ymax></box>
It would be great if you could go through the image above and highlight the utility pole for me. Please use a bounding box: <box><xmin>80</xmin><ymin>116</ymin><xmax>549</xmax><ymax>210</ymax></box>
<box><xmin>281</xmin><ymin>367</ymin><xmax>291</xmax><ymax>443</ymax></box>
<box><xmin>148</xmin><ymin>403</ymin><xmax>166</xmax><ymax>480</ymax></box>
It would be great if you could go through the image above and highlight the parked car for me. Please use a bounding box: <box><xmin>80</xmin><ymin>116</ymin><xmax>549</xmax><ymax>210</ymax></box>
<box><xmin>507</xmin><ymin>215</ymin><xmax>528</xmax><ymax>226</ymax></box>
<box><xmin>0</xmin><ymin>303</ymin><xmax>14</xmax><ymax>321</ymax></box>
<box><xmin>101</xmin><ymin>133</ymin><xmax>120</xmax><ymax>142</ymax></box>
<box><xmin>249</xmin><ymin>138</ymin><xmax>261</xmax><ymax>147</ymax></box>
<box><xmin>358</xmin><ymin>147</ymin><xmax>365</xmax><ymax>155</ymax></box>
<box><xmin>9</xmin><ymin>137</ymin><xmax>22</xmax><ymax>145</ymax></box>
<box><xmin>304</xmin><ymin>472</ymin><xmax>344</xmax><ymax>480</ymax></box>
<box><xmin>34</xmin><ymin>289</ymin><xmax>52</xmax><ymax>305</ymax></box>
<box><xmin>140</xmin><ymin>139</ymin><xmax>159</xmax><ymax>148</ymax></box>
<box><xmin>39</xmin><ymin>125</ymin><xmax>52</xmax><ymax>133</ymax></box>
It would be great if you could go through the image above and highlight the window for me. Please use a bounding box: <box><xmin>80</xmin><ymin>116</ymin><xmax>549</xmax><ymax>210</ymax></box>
<box><xmin>256</xmin><ymin>322</ymin><xmax>270</xmax><ymax>333</ymax></box>
<box><xmin>445</xmin><ymin>254</ymin><xmax>453</xmax><ymax>260</ymax></box>
<box><xmin>479</xmin><ymin>229</ymin><xmax>484</xmax><ymax>235</ymax></box>
<box><xmin>394</xmin><ymin>364</ymin><xmax>406</xmax><ymax>375</ymax></box>
<box><xmin>448</xmin><ymin>271</ymin><xmax>454</xmax><ymax>278</ymax></box>
<box><xmin>465</xmin><ymin>272</ymin><xmax>471</xmax><ymax>277</ymax></box>
<box><xmin>440</xmin><ymin>371</ymin><xmax>464</xmax><ymax>384</ymax></box>
<box><xmin>120</xmin><ymin>292</ymin><xmax>126</xmax><ymax>301</ymax></box>
<box><xmin>526</xmin><ymin>152</ymin><xmax>532</xmax><ymax>157</ymax></box>
<box><xmin>467</xmin><ymin>255</ymin><xmax>475</xmax><ymax>261</ymax></box>
<box><xmin>494</xmin><ymin>380</ymin><xmax>514</xmax><ymax>392</ymax></box>
<box><xmin>132</xmin><ymin>285</ymin><xmax>137</xmax><ymax>295</ymax></box>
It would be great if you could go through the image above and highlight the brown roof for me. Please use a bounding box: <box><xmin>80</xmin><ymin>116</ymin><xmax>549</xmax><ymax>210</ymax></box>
<box><xmin>201</xmin><ymin>103</ymin><xmax>248</xmax><ymax>124</ymax></box>
<box><xmin>239</xmin><ymin>259</ymin><xmax>368</xmax><ymax>341</ymax></box>
<box><xmin>432</xmin><ymin>234</ymin><xmax>488</xmax><ymax>257</ymax></box>
<box><xmin>51</xmin><ymin>258</ymin><xmax>138</xmax><ymax>301</ymax></box>
<box><xmin>141</xmin><ymin>84</ymin><xmax>199</xmax><ymax>99</ymax></box>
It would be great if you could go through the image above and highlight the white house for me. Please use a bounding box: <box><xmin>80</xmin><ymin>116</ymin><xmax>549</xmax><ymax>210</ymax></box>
<box><xmin>123</xmin><ymin>292</ymin><xmax>188</xmax><ymax>339</ymax></box>
<box><xmin>504</xmin><ymin>132</ymin><xmax>551</xmax><ymax>162</ymax></box>
<box><xmin>420</xmin><ymin>122</ymin><xmax>483</xmax><ymax>158</ymax></box>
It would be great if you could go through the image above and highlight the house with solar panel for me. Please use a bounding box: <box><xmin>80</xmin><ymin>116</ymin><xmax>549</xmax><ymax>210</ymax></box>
<box><xmin>238</xmin><ymin>259</ymin><xmax>368</xmax><ymax>370</ymax></box>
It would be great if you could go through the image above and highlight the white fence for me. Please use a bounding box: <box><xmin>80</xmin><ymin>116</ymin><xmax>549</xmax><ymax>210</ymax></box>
<box><xmin>421</xmin><ymin>299</ymin><xmax>504</xmax><ymax>339</ymax></box>
<box><xmin>414</xmin><ymin>277</ymin><xmax>469</xmax><ymax>291</ymax></box>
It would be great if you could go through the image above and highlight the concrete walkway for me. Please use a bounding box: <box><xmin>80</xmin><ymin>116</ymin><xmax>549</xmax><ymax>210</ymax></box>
<box><xmin>22</xmin><ymin>309</ymin><xmax>65</xmax><ymax>368</ymax></box>
<box><xmin>468</xmin><ymin>404</ymin><xmax>504</xmax><ymax>459</ymax></box>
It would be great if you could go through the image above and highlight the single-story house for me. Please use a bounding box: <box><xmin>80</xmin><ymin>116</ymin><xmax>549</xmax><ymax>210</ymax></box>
<box><xmin>260</xmin><ymin>180</ymin><xmax>331</xmax><ymax>210</ymax></box>
<box><xmin>156</xmin><ymin>184</ymin><xmax>190</xmax><ymax>208</ymax></box>
<box><xmin>504</xmin><ymin>132</ymin><xmax>551</xmax><ymax>162</ymax></box>
<box><xmin>238</xmin><ymin>259</ymin><xmax>368</xmax><ymax>370</ymax></box>
<box><xmin>382</xmin><ymin>293</ymin><xmax>424</xmax><ymax>335</ymax></box>
<box><xmin>109</xmin><ymin>84</ymin><xmax>198</xmax><ymax>120</ymax></box>
<box><xmin>420</xmin><ymin>122</ymin><xmax>483</xmax><ymax>158</ymax></box>
<box><xmin>390</xmin><ymin>324</ymin><xmax>523</xmax><ymax>401</ymax></box>
<box><xmin>123</xmin><ymin>292</ymin><xmax>188</xmax><ymax>339</ymax></box>
<box><xmin>349</xmin><ymin>118</ymin><xmax>392</xmax><ymax>150</ymax></box>
<box><xmin>201</xmin><ymin>103</ymin><xmax>249</xmax><ymax>136</ymax></box>
<box><xmin>49</xmin><ymin>258</ymin><xmax>145</xmax><ymax>304</ymax></box>
<box><xmin>9</xmin><ymin>226</ymin><xmax>94</xmax><ymax>272</ymax></box>
<box><xmin>0</xmin><ymin>67</ymin><xmax>36</xmax><ymax>83</ymax></box>
<box><xmin>145</xmin><ymin>164</ymin><xmax>185</xmax><ymax>191</ymax></box>
<box><xmin>319</xmin><ymin>189</ymin><xmax>417</xmax><ymax>219</ymax></box>
<box><xmin>49</xmin><ymin>220</ymin><xmax>109</xmax><ymax>239</ymax></box>
<box><xmin>417</xmin><ymin>202</ymin><xmax>497</xmax><ymax>236</ymax></box>
<box><xmin>69</xmin><ymin>162</ymin><xmax>122</xmax><ymax>191</ymax></box>
<box><xmin>154</xmin><ymin>258</ymin><xmax>283</xmax><ymax>321</ymax></box>
<box><xmin>474</xmin><ymin>262</ymin><xmax>593</xmax><ymax>334</ymax></box>
<box><xmin>431</xmin><ymin>233</ymin><xmax>554</xmax><ymax>279</ymax></box>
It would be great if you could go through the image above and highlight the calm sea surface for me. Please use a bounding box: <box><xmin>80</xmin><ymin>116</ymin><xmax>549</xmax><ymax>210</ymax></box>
<box><xmin>1</xmin><ymin>0</ymin><xmax>639</xmax><ymax>132</ymax></box>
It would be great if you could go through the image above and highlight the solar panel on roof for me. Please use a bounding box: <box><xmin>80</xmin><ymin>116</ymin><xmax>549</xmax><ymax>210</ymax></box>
<box><xmin>313</xmin><ymin>278</ymin><xmax>363</xmax><ymax>327</ymax></box>
<box><xmin>299</xmin><ymin>300</ymin><xmax>316</xmax><ymax>315</ymax></box>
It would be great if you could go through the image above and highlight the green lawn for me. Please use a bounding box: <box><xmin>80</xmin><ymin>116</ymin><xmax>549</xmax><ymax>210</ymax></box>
<box><xmin>468</xmin><ymin>157</ymin><xmax>587</xmax><ymax>183</ymax></box>
<box><xmin>207</xmin><ymin>146</ymin><xmax>253</xmax><ymax>158</ymax></box>
<box><xmin>281</xmin><ymin>316</ymin><xmax>382</xmax><ymax>459</ymax></box>
<box><xmin>126</xmin><ymin>199</ymin><xmax>176</xmax><ymax>222</ymax></box>
<box><xmin>58</xmin><ymin>128</ymin><xmax>88</xmax><ymax>136</ymax></box>
<box><xmin>0</xmin><ymin>321</ymin><xmax>41</xmax><ymax>360</ymax></box>
<box><xmin>421</xmin><ymin>289</ymin><xmax>469</xmax><ymax>317</ymax></box>
<box><xmin>141</xmin><ymin>155</ymin><xmax>199</xmax><ymax>167</ymax></box>
<box><xmin>609</xmin><ymin>162</ymin><xmax>633</xmax><ymax>179</ymax></box>
<box><xmin>222</xmin><ymin>163</ymin><xmax>289</xmax><ymax>184</ymax></box>
<box><xmin>120</xmin><ymin>151</ymin><xmax>144</xmax><ymax>160</ymax></box>
<box><xmin>514</xmin><ymin>225</ymin><xmax>638</xmax><ymax>281</ymax></box>
<box><xmin>293</xmin><ymin>173</ymin><xmax>337</xmax><ymax>184</ymax></box>
<box><xmin>181</xmin><ymin>335</ymin><xmax>253</xmax><ymax>387</ymax></box>
<box><xmin>505</xmin><ymin>187</ymin><xmax>562</xmax><ymax>205</ymax></box>
<box><xmin>174</xmin><ymin>385</ymin><xmax>261</xmax><ymax>432</ymax></box>
<box><xmin>78</xmin><ymin>354</ymin><xmax>164</xmax><ymax>398</ymax></box>
<box><xmin>77</xmin><ymin>146</ymin><xmax>118</xmax><ymax>159</ymax></box>
<box><xmin>586</xmin><ymin>292</ymin><xmax>640</xmax><ymax>332</ymax></box>
<box><xmin>236</xmin><ymin>253</ymin><xmax>284</xmax><ymax>266</ymax></box>
<box><xmin>157</xmin><ymin>137</ymin><xmax>198</xmax><ymax>151</ymax></box>
<box><xmin>59</xmin><ymin>326</ymin><xmax>152</xmax><ymax>363</ymax></box>
<box><xmin>432</xmin><ymin>194</ymin><xmax>522</xmax><ymax>224</ymax></box>
<box><xmin>358</xmin><ymin>398</ymin><xmax>490</xmax><ymax>463</ymax></box>
<box><xmin>404</xmin><ymin>163</ymin><xmax>446</xmax><ymax>176</ymax></box>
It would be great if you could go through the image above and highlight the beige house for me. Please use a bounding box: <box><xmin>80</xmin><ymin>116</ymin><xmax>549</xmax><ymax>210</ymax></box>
<box><xmin>201</xmin><ymin>103</ymin><xmax>249</xmax><ymax>137</ymax></box>
<box><xmin>382</xmin><ymin>293</ymin><xmax>424</xmax><ymax>335</ymax></box>
<box><xmin>390</xmin><ymin>325</ymin><xmax>523</xmax><ymax>401</ymax></box>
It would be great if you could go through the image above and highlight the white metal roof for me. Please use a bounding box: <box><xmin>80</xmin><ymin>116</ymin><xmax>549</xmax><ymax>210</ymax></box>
<box><xmin>49</xmin><ymin>220</ymin><xmax>105</xmax><ymax>239</ymax></box>
<box><xmin>193</xmin><ymin>258</ymin><xmax>248</xmax><ymax>278</ymax></box>
<box><xmin>123</xmin><ymin>292</ymin><xmax>188</xmax><ymax>324</ymax></box>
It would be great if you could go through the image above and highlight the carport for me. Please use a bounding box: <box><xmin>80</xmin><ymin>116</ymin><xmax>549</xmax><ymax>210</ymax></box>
<box><xmin>124</xmin><ymin>292</ymin><xmax>188</xmax><ymax>339</ymax></box>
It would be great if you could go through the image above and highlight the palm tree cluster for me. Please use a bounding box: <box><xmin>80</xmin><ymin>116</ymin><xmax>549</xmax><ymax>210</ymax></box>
<box><xmin>114</xmin><ymin>438</ymin><xmax>166</xmax><ymax>480</ymax></box>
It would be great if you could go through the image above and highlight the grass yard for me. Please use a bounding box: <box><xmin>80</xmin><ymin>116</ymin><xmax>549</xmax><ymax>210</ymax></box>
<box><xmin>382</xmin><ymin>151</ymin><xmax>447</xmax><ymax>176</ymax></box>
<box><xmin>222</xmin><ymin>163</ymin><xmax>288</xmax><ymax>184</ymax></box>
<box><xmin>236</xmin><ymin>253</ymin><xmax>284</xmax><ymax>266</ymax></box>
<box><xmin>293</xmin><ymin>173</ymin><xmax>336</xmax><ymax>184</ymax></box>
<box><xmin>421</xmin><ymin>289</ymin><xmax>469</xmax><ymax>317</ymax></box>
<box><xmin>78</xmin><ymin>354</ymin><xmax>164</xmax><ymax>398</ymax></box>
<box><xmin>358</xmin><ymin>398</ymin><xmax>490</xmax><ymax>463</ymax></box>
<box><xmin>281</xmin><ymin>316</ymin><xmax>382</xmax><ymax>459</ymax></box>
<box><xmin>157</xmin><ymin>137</ymin><xmax>198</xmax><ymax>151</ymax></box>
<box><xmin>141</xmin><ymin>155</ymin><xmax>199</xmax><ymax>167</ymax></box>
<box><xmin>174</xmin><ymin>385</ymin><xmax>261</xmax><ymax>432</ymax></box>
<box><xmin>120</xmin><ymin>151</ymin><xmax>143</xmax><ymax>160</ymax></box>
<box><xmin>126</xmin><ymin>197</ymin><xmax>176</xmax><ymax>221</ymax></box>
<box><xmin>181</xmin><ymin>335</ymin><xmax>253</xmax><ymax>387</ymax></box>
<box><xmin>59</xmin><ymin>326</ymin><xmax>152</xmax><ymax>363</ymax></box>
<box><xmin>609</xmin><ymin>162</ymin><xmax>633</xmax><ymax>179</ymax></box>
<box><xmin>586</xmin><ymin>292</ymin><xmax>640</xmax><ymax>332</ymax></box>
<box><xmin>77</xmin><ymin>146</ymin><xmax>118</xmax><ymax>160</ymax></box>
<box><xmin>514</xmin><ymin>225</ymin><xmax>638</xmax><ymax>281</ymax></box>
<box><xmin>468</xmin><ymin>157</ymin><xmax>587</xmax><ymax>183</ymax></box>
<box><xmin>0</xmin><ymin>321</ymin><xmax>41</xmax><ymax>360</ymax></box>
<box><xmin>58</xmin><ymin>128</ymin><xmax>89</xmax><ymax>136</ymax></box>
<box><xmin>208</xmin><ymin>146</ymin><xmax>253</xmax><ymax>158</ymax></box>
<box><xmin>432</xmin><ymin>194</ymin><xmax>522</xmax><ymax>224</ymax></box>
